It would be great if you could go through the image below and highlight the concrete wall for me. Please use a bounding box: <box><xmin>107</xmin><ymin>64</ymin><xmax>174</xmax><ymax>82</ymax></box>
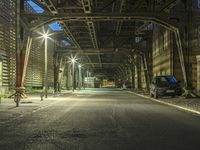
<box><xmin>0</xmin><ymin>0</ymin><xmax>16</xmax><ymax>94</ymax></box>
<box><xmin>152</xmin><ymin>26</ymin><xmax>173</xmax><ymax>77</ymax></box>
<box><xmin>191</xmin><ymin>0</ymin><xmax>200</xmax><ymax>95</ymax></box>
<box><xmin>197</xmin><ymin>56</ymin><xmax>200</xmax><ymax>95</ymax></box>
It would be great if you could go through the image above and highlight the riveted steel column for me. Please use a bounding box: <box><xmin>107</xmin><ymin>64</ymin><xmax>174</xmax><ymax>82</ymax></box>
<box><xmin>78</xmin><ymin>65</ymin><xmax>82</xmax><ymax>90</ymax></box>
<box><xmin>136</xmin><ymin>56</ymin><xmax>141</xmax><ymax>89</ymax></box>
<box><xmin>15</xmin><ymin>0</ymin><xmax>28</xmax><ymax>97</ymax></box>
<box><xmin>54</xmin><ymin>53</ymin><xmax>58</xmax><ymax>93</ymax></box>
<box><xmin>142</xmin><ymin>54</ymin><xmax>150</xmax><ymax>90</ymax></box>
<box><xmin>131</xmin><ymin>61</ymin><xmax>135</xmax><ymax>90</ymax></box>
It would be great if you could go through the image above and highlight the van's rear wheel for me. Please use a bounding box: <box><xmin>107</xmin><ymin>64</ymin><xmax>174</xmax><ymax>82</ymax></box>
<box><xmin>150</xmin><ymin>92</ymin><xmax>153</xmax><ymax>97</ymax></box>
<box><xmin>154</xmin><ymin>92</ymin><xmax>158</xmax><ymax>99</ymax></box>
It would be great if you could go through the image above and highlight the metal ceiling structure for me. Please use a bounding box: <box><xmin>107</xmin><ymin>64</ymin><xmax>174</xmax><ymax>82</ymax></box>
<box><xmin>20</xmin><ymin>0</ymin><xmax>187</xmax><ymax>80</ymax></box>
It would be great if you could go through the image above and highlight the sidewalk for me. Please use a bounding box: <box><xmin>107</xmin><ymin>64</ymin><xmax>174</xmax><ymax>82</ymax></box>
<box><xmin>127</xmin><ymin>89</ymin><xmax>200</xmax><ymax>115</ymax></box>
<box><xmin>0</xmin><ymin>91</ymin><xmax>74</xmax><ymax>125</ymax></box>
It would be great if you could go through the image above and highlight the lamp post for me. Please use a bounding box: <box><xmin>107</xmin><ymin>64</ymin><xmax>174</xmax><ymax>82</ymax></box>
<box><xmin>43</xmin><ymin>33</ymin><xmax>48</xmax><ymax>98</ymax></box>
<box><xmin>78</xmin><ymin>64</ymin><xmax>82</xmax><ymax>90</ymax></box>
<box><xmin>87</xmin><ymin>70</ymin><xmax>89</xmax><ymax>88</ymax></box>
<box><xmin>71</xmin><ymin>58</ymin><xmax>75</xmax><ymax>92</ymax></box>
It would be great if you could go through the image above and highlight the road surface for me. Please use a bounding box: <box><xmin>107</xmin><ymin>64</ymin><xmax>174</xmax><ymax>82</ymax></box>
<box><xmin>0</xmin><ymin>88</ymin><xmax>200</xmax><ymax>150</ymax></box>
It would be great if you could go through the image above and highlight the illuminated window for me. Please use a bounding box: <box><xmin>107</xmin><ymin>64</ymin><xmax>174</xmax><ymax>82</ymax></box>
<box><xmin>153</xmin><ymin>41</ymin><xmax>155</xmax><ymax>56</ymax></box>
<box><xmin>155</xmin><ymin>39</ymin><xmax>159</xmax><ymax>55</ymax></box>
<box><xmin>135</xmin><ymin>37</ymin><xmax>142</xmax><ymax>43</ymax></box>
<box><xmin>159</xmin><ymin>34</ymin><xmax>164</xmax><ymax>52</ymax></box>
<box><xmin>163</xmin><ymin>30</ymin><xmax>168</xmax><ymax>50</ymax></box>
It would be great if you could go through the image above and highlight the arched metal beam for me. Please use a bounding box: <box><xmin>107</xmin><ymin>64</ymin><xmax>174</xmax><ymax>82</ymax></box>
<box><xmin>24</xmin><ymin>12</ymin><xmax>188</xmax><ymax>88</ymax></box>
<box><xmin>25</xmin><ymin>13</ymin><xmax>179</xmax><ymax>31</ymax></box>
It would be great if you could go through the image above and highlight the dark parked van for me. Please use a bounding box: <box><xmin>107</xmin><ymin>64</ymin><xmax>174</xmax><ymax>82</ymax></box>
<box><xmin>150</xmin><ymin>75</ymin><xmax>182</xmax><ymax>98</ymax></box>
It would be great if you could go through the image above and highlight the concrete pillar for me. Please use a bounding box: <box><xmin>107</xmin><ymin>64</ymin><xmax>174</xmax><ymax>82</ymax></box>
<box><xmin>197</xmin><ymin>55</ymin><xmax>200</xmax><ymax>95</ymax></box>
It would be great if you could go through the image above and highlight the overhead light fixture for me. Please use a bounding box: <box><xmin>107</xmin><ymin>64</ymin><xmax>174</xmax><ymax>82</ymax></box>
<box><xmin>42</xmin><ymin>33</ymin><xmax>49</xmax><ymax>39</ymax></box>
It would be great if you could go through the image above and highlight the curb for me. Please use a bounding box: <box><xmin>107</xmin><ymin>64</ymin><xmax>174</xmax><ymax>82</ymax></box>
<box><xmin>127</xmin><ymin>91</ymin><xmax>200</xmax><ymax>116</ymax></box>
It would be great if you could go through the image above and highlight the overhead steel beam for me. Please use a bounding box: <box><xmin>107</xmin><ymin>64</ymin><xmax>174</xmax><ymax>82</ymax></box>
<box><xmin>57</xmin><ymin>6</ymin><xmax>83</xmax><ymax>10</ymax></box>
<box><xmin>82</xmin><ymin>0</ymin><xmax>102</xmax><ymax>68</ymax></box>
<box><xmin>57</xmin><ymin>52</ymin><xmax>106</xmax><ymax>55</ymax></box>
<box><xmin>115</xmin><ymin>0</ymin><xmax>126</xmax><ymax>35</ymax></box>
<box><xmin>160</xmin><ymin>0</ymin><xmax>181</xmax><ymax>12</ymax></box>
<box><xmin>135</xmin><ymin>22</ymin><xmax>150</xmax><ymax>33</ymax></box>
<box><xmin>85</xmin><ymin>62</ymin><xmax>120</xmax><ymax>65</ymax></box>
<box><xmin>41</xmin><ymin>0</ymin><xmax>58</xmax><ymax>14</ymax></box>
<box><xmin>87</xmin><ymin>21</ymin><xmax>98</xmax><ymax>48</ymax></box>
<box><xmin>42</xmin><ymin>0</ymin><xmax>80</xmax><ymax>48</ymax></box>
<box><xmin>55</xmin><ymin>45</ymin><xmax>146</xmax><ymax>53</ymax></box>
<box><xmin>31</xmin><ymin>0</ymin><xmax>50</xmax><ymax>12</ymax></box>
<box><xmin>24</xmin><ymin>13</ymin><xmax>180</xmax><ymax>31</ymax></box>
<box><xmin>23</xmin><ymin>12</ymin><xmax>188</xmax><ymax>88</ymax></box>
<box><xmin>23</xmin><ymin>12</ymin><xmax>174</xmax><ymax>19</ymax></box>
<box><xmin>132</xmin><ymin>0</ymin><xmax>144</xmax><ymax>10</ymax></box>
<box><xmin>60</xmin><ymin>22</ymin><xmax>81</xmax><ymax>48</ymax></box>
<box><xmin>41</xmin><ymin>0</ymin><xmax>94</xmax><ymax>68</ymax></box>
<box><xmin>82</xmin><ymin>0</ymin><xmax>92</xmax><ymax>13</ymax></box>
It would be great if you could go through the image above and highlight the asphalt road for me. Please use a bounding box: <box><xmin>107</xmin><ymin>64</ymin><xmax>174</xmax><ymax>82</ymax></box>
<box><xmin>1</xmin><ymin>88</ymin><xmax>200</xmax><ymax>150</ymax></box>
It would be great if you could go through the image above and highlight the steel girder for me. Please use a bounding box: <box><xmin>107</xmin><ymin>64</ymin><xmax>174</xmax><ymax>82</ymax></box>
<box><xmin>33</xmin><ymin>0</ymin><xmax>94</xmax><ymax>68</ymax></box>
<box><xmin>22</xmin><ymin>13</ymin><xmax>180</xmax><ymax>31</ymax></box>
<box><xmin>82</xmin><ymin>0</ymin><xmax>102</xmax><ymax>67</ymax></box>
<box><xmin>22</xmin><ymin>3</ymin><xmax>189</xmax><ymax>88</ymax></box>
<box><xmin>115</xmin><ymin>0</ymin><xmax>126</xmax><ymax>35</ymax></box>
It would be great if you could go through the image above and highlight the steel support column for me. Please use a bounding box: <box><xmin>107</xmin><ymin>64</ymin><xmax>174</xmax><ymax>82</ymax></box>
<box><xmin>54</xmin><ymin>53</ymin><xmax>62</xmax><ymax>93</ymax></box>
<box><xmin>15</xmin><ymin>0</ymin><xmax>32</xmax><ymax>98</ymax></box>
<box><xmin>142</xmin><ymin>54</ymin><xmax>150</xmax><ymax>90</ymax></box>
<box><xmin>78</xmin><ymin>66</ymin><xmax>82</xmax><ymax>90</ymax></box>
<box><xmin>66</xmin><ymin>62</ymin><xmax>72</xmax><ymax>90</ymax></box>
<box><xmin>136</xmin><ymin>56</ymin><xmax>141</xmax><ymax>89</ymax></box>
<box><xmin>131</xmin><ymin>61</ymin><xmax>135</xmax><ymax>90</ymax></box>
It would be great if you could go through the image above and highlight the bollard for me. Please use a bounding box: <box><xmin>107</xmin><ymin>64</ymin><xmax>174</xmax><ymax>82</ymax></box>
<box><xmin>40</xmin><ymin>92</ymin><xmax>44</xmax><ymax>101</ymax></box>
<box><xmin>14</xmin><ymin>93</ymin><xmax>20</xmax><ymax>107</ymax></box>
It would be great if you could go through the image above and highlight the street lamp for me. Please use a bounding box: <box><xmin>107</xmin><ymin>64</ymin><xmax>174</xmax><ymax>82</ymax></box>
<box><xmin>86</xmin><ymin>70</ymin><xmax>89</xmax><ymax>88</ymax></box>
<box><xmin>67</xmin><ymin>55</ymin><xmax>78</xmax><ymax>92</ymax></box>
<box><xmin>78</xmin><ymin>64</ymin><xmax>82</xmax><ymax>90</ymax></box>
<box><xmin>72</xmin><ymin>58</ymin><xmax>75</xmax><ymax>92</ymax></box>
<box><xmin>42</xmin><ymin>33</ymin><xmax>49</xmax><ymax>98</ymax></box>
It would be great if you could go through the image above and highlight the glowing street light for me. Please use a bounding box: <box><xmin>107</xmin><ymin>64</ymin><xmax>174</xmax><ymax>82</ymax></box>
<box><xmin>42</xmin><ymin>33</ymin><xmax>49</xmax><ymax>39</ymax></box>
<box><xmin>71</xmin><ymin>58</ymin><xmax>76</xmax><ymax>63</ymax></box>
<box><xmin>42</xmin><ymin>32</ymin><xmax>50</xmax><ymax>98</ymax></box>
<box><xmin>37</xmin><ymin>29</ymin><xmax>53</xmax><ymax>98</ymax></box>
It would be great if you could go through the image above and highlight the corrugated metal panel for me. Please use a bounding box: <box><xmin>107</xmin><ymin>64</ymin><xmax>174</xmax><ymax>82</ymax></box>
<box><xmin>0</xmin><ymin>0</ymin><xmax>16</xmax><ymax>89</ymax></box>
